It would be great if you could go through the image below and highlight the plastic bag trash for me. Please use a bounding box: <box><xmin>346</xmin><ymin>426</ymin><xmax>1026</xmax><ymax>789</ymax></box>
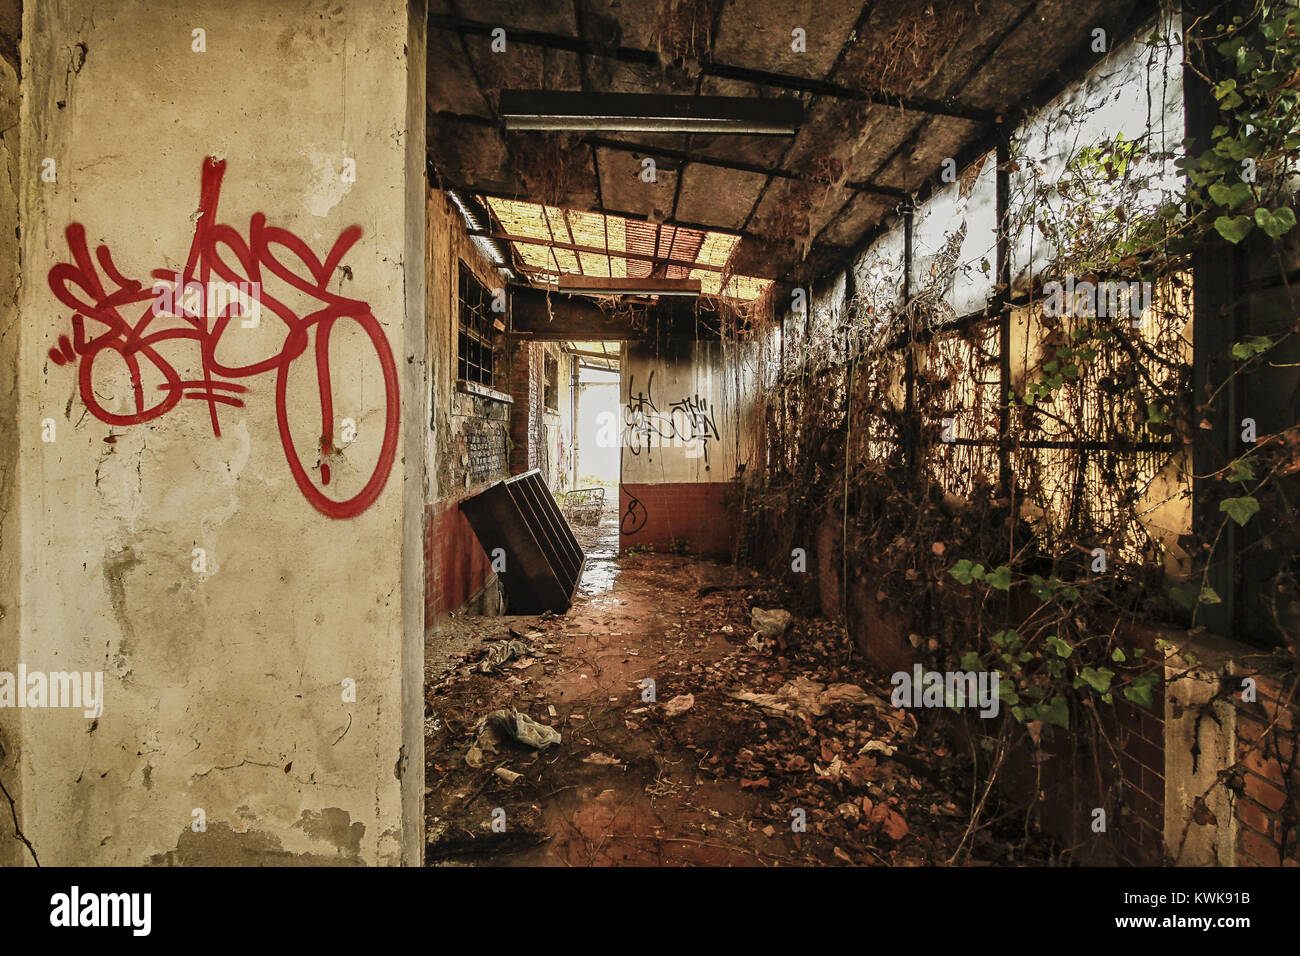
<box><xmin>488</xmin><ymin>708</ymin><xmax>562</xmax><ymax>749</ymax></box>
<box><xmin>479</xmin><ymin>640</ymin><xmax>529</xmax><ymax>674</ymax></box>
<box><xmin>466</xmin><ymin>709</ymin><xmax>561</xmax><ymax>766</ymax></box>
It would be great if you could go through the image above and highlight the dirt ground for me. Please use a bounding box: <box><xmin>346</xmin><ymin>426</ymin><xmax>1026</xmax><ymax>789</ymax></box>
<box><xmin>424</xmin><ymin>513</ymin><xmax>1052</xmax><ymax>866</ymax></box>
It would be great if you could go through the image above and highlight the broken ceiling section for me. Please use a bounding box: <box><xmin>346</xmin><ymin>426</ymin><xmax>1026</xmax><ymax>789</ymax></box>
<box><xmin>427</xmin><ymin>0</ymin><xmax>1147</xmax><ymax>291</ymax></box>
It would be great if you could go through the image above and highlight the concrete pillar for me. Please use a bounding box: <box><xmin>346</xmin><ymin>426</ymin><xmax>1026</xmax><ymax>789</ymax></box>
<box><xmin>12</xmin><ymin>0</ymin><xmax>426</xmax><ymax>864</ymax></box>
<box><xmin>1164</xmin><ymin>635</ymin><xmax>1239</xmax><ymax>866</ymax></box>
<box><xmin>0</xmin><ymin>17</ymin><xmax>24</xmax><ymax>869</ymax></box>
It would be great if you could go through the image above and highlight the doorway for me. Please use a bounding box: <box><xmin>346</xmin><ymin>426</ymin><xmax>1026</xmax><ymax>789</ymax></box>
<box><xmin>562</xmin><ymin>341</ymin><xmax>621</xmax><ymax>593</ymax></box>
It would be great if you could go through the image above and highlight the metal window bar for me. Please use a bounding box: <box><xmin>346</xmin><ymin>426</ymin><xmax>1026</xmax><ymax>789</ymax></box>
<box><xmin>458</xmin><ymin>261</ymin><xmax>496</xmax><ymax>387</ymax></box>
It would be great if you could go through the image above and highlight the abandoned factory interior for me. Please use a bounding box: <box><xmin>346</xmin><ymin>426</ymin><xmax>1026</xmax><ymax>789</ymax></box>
<box><xmin>2</xmin><ymin>0</ymin><xmax>1300</xmax><ymax>894</ymax></box>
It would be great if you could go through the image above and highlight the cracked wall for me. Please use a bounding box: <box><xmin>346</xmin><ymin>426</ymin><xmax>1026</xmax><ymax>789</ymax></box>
<box><xmin>14</xmin><ymin>0</ymin><xmax>426</xmax><ymax>865</ymax></box>
<box><xmin>619</xmin><ymin>339</ymin><xmax>759</xmax><ymax>555</ymax></box>
<box><xmin>424</xmin><ymin>189</ymin><xmax>511</xmax><ymax>624</ymax></box>
<box><xmin>0</xmin><ymin>13</ymin><xmax>24</xmax><ymax>868</ymax></box>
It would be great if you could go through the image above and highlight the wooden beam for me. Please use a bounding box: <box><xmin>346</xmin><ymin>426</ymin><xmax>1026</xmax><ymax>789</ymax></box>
<box><xmin>559</xmin><ymin>275</ymin><xmax>702</xmax><ymax>296</ymax></box>
<box><xmin>467</xmin><ymin>228</ymin><xmax>731</xmax><ymax>274</ymax></box>
<box><xmin>510</xmin><ymin>285</ymin><xmax>724</xmax><ymax>340</ymax></box>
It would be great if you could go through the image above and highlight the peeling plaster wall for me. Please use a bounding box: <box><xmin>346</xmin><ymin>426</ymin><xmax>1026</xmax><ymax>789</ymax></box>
<box><xmin>622</xmin><ymin>340</ymin><xmax>757</xmax><ymax>485</ymax></box>
<box><xmin>424</xmin><ymin>189</ymin><xmax>512</xmax><ymax>624</ymax></box>
<box><xmin>17</xmin><ymin>0</ymin><xmax>425</xmax><ymax>865</ymax></box>
<box><xmin>619</xmin><ymin>339</ymin><xmax>758</xmax><ymax>555</ymax></box>
<box><xmin>508</xmin><ymin>339</ymin><xmax>574</xmax><ymax>489</ymax></box>
<box><xmin>540</xmin><ymin>344</ymin><xmax>574</xmax><ymax>492</ymax></box>
<box><xmin>426</xmin><ymin>190</ymin><xmax>512</xmax><ymax>500</ymax></box>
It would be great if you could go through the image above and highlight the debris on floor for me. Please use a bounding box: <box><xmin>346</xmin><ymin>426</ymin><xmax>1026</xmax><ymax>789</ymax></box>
<box><xmin>751</xmin><ymin>607</ymin><xmax>792</xmax><ymax>640</ymax></box>
<box><xmin>478</xmin><ymin>640</ymin><xmax>529</xmax><ymax>673</ymax></box>
<box><xmin>425</xmin><ymin>545</ymin><xmax>1055</xmax><ymax>867</ymax></box>
<box><xmin>728</xmin><ymin>676</ymin><xmax>881</xmax><ymax>721</ymax></box>
<box><xmin>662</xmin><ymin>693</ymin><xmax>695</xmax><ymax>717</ymax></box>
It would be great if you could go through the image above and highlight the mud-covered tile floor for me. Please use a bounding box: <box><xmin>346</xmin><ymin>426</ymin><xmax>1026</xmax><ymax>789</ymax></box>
<box><xmin>423</xmin><ymin>526</ymin><xmax>1054</xmax><ymax>867</ymax></box>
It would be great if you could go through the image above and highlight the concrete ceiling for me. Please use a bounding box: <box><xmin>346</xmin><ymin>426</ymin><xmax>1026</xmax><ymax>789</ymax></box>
<box><xmin>427</xmin><ymin>0</ymin><xmax>1150</xmax><ymax>287</ymax></box>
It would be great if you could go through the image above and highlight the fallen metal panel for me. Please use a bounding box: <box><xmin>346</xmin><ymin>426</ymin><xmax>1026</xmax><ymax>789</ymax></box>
<box><xmin>459</xmin><ymin>469</ymin><xmax>585</xmax><ymax>613</ymax></box>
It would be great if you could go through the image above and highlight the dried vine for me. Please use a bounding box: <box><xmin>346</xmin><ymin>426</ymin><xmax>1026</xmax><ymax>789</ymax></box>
<box><xmin>739</xmin><ymin>2</ymin><xmax>1300</xmax><ymax>863</ymax></box>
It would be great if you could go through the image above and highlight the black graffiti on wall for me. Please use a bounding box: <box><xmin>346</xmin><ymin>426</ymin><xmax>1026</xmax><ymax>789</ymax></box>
<box><xmin>623</xmin><ymin>370</ymin><xmax>721</xmax><ymax>468</ymax></box>
<box><xmin>620</xmin><ymin>483</ymin><xmax>648</xmax><ymax>535</ymax></box>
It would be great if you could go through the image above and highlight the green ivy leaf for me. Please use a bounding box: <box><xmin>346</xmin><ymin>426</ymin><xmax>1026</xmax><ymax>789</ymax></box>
<box><xmin>1209</xmin><ymin>181</ymin><xmax>1253</xmax><ymax>209</ymax></box>
<box><xmin>985</xmin><ymin>565</ymin><xmax>1012</xmax><ymax>591</ymax></box>
<box><xmin>1231</xmin><ymin>336</ymin><xmax>1271</xmax><ymax>359</ymax></box>
<box><xmin>1214</xmin><ymin>214</ymin><xmax>1254</xmax><ymax>243</ymax></box>
<box><xmin>1225</xmin><ymin>457</ymin><xmax>1256</xmax><ymax>483</ymax></box>
<box><xmin>1111</xmin><ymin>648</ymin><xmax>1127</xmax><ymax>662</ymax></box>
<box><xmin>960</xmin><ymin>651</ymin><xmax>981</xmax><ymax>671</ymax></box>
<box><xmin>1046</xmin><ymin>635</ymin><xmax>1074</xmax><ymax>658</ymax></box>
<box><xmin>949</xmin><ymin>559</ymin><xmax>979</xmax><ymax>584</ymax></box>
<box><xmin>1255</xmin><ymin>206</ymin><xmax>1296</xmax><ymax>238</ymax></box>
<box><xmin>1043</xmin><ymin>696</ymin><xmax>1070</xmax><ymax>729</ymax></box>
<box><xmin>1220</xmin><ymin>496</ymin><xmax>1260</xmax><ymax>526</ymax></box>
<box><xmin>1123</xmin><ymin>684</ymin><xmax>1153</xmax><ymax>709</ymax></box>
<box><xmin>1079</xmin><ymin>666</ymin><xmax>1115</xmax><ymax>693</ymax></box>
<box><xmin>1169</xmin><ymin>582</ymin><xmax>1197</xmax><ymax>611</ymax></box>
<box><xmin>997</xmin><ymin>676</ymin><xmax>1019</xmax><ymax>707</ymax></box>
<box><xmin>1124</xmin><ymin>673</ymin><xmax>1159</xmax><ymax>710</ymax></box>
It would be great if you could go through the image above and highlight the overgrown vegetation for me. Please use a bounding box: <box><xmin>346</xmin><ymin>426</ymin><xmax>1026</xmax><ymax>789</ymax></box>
<box><xmin>739</xmin><ymin>2</ymin><xmax>1299</xmax><ymax>864</ymax></box>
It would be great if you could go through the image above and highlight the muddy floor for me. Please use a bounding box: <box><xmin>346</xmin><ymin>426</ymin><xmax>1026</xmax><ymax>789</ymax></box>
<box><xmin>424</xmin><ymin>513</ymin><xmax>1053</xmax><ymax>866</ymax></box>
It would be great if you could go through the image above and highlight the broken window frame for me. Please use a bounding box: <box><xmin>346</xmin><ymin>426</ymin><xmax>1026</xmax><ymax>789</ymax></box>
<box><xmin>543</xmin><ymin>352</ymin><xmax>559</xmax><ymax>412</ymax></box>
<box><xmin>458</xmin><ymin>260</ymin><xmax>497</xmax><ymax>388</ymax></box>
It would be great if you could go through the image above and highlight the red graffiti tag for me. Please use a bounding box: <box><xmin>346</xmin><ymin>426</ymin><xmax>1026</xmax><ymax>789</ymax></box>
<box><xmin>46</xmin><ymin>157</ymin><xmax>400</xmax><ymax>519</ymax></box>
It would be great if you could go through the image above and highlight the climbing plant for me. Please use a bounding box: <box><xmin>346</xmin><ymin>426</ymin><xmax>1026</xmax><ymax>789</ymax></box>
<box><xmin>740</xmin><ymin>1</ymin><xmax>1299</xmax><ymax>862</ymax></box>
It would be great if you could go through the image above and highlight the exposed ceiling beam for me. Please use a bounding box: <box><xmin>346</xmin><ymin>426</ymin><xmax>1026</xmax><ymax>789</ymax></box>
<box><xmin>559</xmin><ymin>274</ymin><xmax>702</xmax><ymax>297</ymax></box>
<box><xmin>428</xmin><ymin>13</ymin><xmax>997</xmax><ymax>123</ymax></box>
<box><xmin>466</xmin><ymin>228</ymin><xmax>733</xmax><ymax>275</ymax></box>
<box><xmin>460</xmin><ymin>181</ymin><xmax>757</xmax><ymax>241</ymax></box>
<box><xmin>564</xmin><ymin>348</ymin><xmax>621</xmax><ymax>360</ymax></box>
<box><xmin>427</xmin><ymin>112</ymin><xmax>908</xmax><ymax>200</ymax></box>
<box><xmin>510</xmin><ymin>285</ymin><xmax>727</xmax><ymax>340</ymax></box>
<box><xmin>581</xmin><ymin>135</ymin><xmax>908</xmax><ymax>199</ymax></box>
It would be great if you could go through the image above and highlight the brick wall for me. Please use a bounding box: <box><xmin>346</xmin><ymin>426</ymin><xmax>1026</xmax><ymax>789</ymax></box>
<box><xmin>508</xmin><ymin>342</ymin><xmax>543</xmax><ymax>475</ymax></box>
<box><xmin>424</xmin><ymin>494</ymin><xmax>495</xmax><ymax>626</ymax></box>
<box><xmin>1232</xmin><ymin>668</ymin><xmax>1300</xmax><ymax>867</ymax></box>
<box><xmin>455</xmin><ymin>414</ymin><xmax>508</xmax><ymax>486</ymax></box>
<box><xmin>1113</xmin><ymin>692</ymin><xmax>1167</xmax><ymax>865</ymax></box>
<box><xmin>619</xmin><ymin>481</ymin><xmax>739</xmax><ymax>556</ymax></box>
<box><xmin>426</xmin><ymin>188</ymin><xmax>512</xmax><ymax>625</ymax></box>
